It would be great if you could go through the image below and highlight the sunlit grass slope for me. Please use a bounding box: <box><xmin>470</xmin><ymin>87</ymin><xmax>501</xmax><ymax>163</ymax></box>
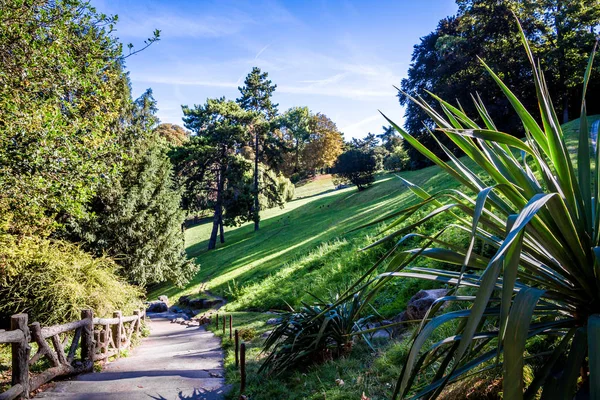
<box><xmin>151</xmin><ymin>116</ymin><xmax>600</xmax><ymax>315</ymax></box>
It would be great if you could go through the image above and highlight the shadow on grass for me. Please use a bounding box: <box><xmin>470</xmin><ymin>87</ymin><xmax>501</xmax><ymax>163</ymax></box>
<box><xmin>152</xmin><ymin>166</ymin><xmax>458</xmax><ymax>302</ymax></box>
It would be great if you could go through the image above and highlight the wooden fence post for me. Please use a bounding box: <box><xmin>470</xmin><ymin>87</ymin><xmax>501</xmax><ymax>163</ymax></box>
<box><xmin>11</xmin><ymin>314</ymin><xmax>30</xmax><ymax>398</ymax></box>
<box><xmin>133</xmin><ymin>310</ymin><xmax>141</xmax><ymax>335</ymax></box>
<box><xmin>240</xmin><ymin>342</ymin><xmax>246</xmax><ymax>395</ymax></box>
<box><xmin>81</xmin><ymin>309</ymin><xmax>94</xmax><ymax>368</ymax></box>
<box><xmin>229</xmin><ymin>315</ymin><xmax>232</xmax><ymax>340</ymax></box>
<box><xmin>222</xmin><ymin>315</ymin><xmax>226</xmax><ymax>337</ymax></box>
<box><xmin>112</xmin><ymin>311</ymin><xmax>122</xmax><ymax>358</ymax></box>
<box><xmin>216</xmin><ymin>314</ymin><xmax>219</xmax><ymax>330</ymax></box>
<box><xmin>235</xmin><ymin>329</ymin><xmax>239</xmax><ymax>368</ymax></box>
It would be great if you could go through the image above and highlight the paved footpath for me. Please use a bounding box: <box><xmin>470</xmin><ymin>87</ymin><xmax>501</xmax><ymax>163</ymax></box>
<box><xmin>36</xmin><ymin>318</ymin><xmax>228</xmax><ymax>400</ymax></box>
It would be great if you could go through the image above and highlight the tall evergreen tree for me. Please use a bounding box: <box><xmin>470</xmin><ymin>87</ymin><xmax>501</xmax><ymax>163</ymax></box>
<box><xmin>178</xmin><ymin>98</ymin><xmax>252</xmax><ymax>250</ymax></box>
<box><xmin>236</xmin><ymin>67</ymin><xmax>278</xmax><ymax>231</ymax></box>
<box><xmin>65</xmin><ymin>90</ymin><xmax>195</xmax><ymax>287</ymax></box>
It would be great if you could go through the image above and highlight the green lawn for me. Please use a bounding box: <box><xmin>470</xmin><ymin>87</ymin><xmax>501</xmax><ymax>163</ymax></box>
<box><xmin>149</xmin><ymin>165</ymin><xmax>462</xmax><ymax>311</ymax></box>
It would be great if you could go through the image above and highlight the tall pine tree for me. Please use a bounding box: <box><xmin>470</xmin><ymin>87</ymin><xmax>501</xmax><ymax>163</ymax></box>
<box><xmin>236</xmin><ymin>67</ymin><xmax>278</xmax><ymax>231</ymax></box>
<box><xmin>178</xmin><ymin>98</ymin><xmax>253</xmax><ymax>249</ymax></box>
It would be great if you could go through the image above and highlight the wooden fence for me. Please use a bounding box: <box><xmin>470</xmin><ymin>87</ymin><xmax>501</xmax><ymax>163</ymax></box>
<box><xmin>0</xmin><ymin>308</ymin><xmax>145</xmax><ymax>400</ymax></box>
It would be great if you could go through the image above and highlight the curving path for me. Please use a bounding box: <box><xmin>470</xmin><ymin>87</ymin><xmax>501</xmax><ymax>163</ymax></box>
<box><xmin>36</xmin><ymin>317</ymin><xmax>228</xmax><ymax>400</ymax></box>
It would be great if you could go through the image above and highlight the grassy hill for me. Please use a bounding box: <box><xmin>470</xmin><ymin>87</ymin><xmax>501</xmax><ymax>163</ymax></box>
<box><xmin>153</xmin><ymin>116</ymin><xmax>599</xmax><ymax>310</ymax></box>
<box><xmin>149</xmin><ymin>115</ymin><xmax>600</xmax><ymax>399</ymax></box>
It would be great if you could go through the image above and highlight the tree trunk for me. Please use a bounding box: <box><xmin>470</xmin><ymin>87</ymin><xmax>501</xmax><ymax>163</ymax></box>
<box><xmin>219</xmin><ymin>218</ymin><xmax>225</xmax><ymax>243</ymax></box>
<box><xmin>253</xmin><ymin>127</ymin><xmax>260</xmax><ymax>231</ymax></box>
<box><xmin>294</xmin><ymin>140</ymin><xmax>300</xmax><ymax>173</ymax></box>
<box><xmin>562</xmin><ymin>96</ymin><xmax>569</xmax><ymax>124</ymax></box>
<box><xmin>208</xmin><ymin>163</ymin><xmax>226</xmax><ymax>250</ymax></box>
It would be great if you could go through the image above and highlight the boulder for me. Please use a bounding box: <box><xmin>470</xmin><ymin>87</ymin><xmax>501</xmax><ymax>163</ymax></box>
<box><xmin>203</xmin><ymin>299</ymin><xmax>223</xmax><ymax>309</ymax></box>
<box><xmin>146</xmin><ymin>301</ymin><xmax>168</xmax><ymax>313</ymax></box>
<box><xmin>178</xmin><ymin>295</ymin><xmax>191</xmax><ymax>306</ymax></box>
<box><xmin>266</xmin><ymin>318</ymin><xmax>282</xmax><ymax>325</ymax></box>
<box><xmin>188</xmin><ymin>298</ymin><xmax>205</xmax><ymax>309</ymax></box>
<box><xmin>404</xmin><ymin>289</ymin><xmax>449</xmax><ymax>321</ymax></box>
<box><xmin>158</xmin><ymin>295</ymin><xmax>169</xmax><ymax>306</ymax></box>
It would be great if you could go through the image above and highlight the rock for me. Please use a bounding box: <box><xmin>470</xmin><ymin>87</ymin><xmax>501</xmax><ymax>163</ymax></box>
<box><xmin>178</xmin><ymin>295</ymin><xmax>191</xmax><ymax>306</ymax></box>
<box><xmin>146</xmin><ymin>301</ymin><xmax>168</xmax><ymax>313</ymax></box>
<box><xmin>158</xmin><ymin>295</ymin><xmax>169</xmax><ymax>306</ymax></box>
<box><xmin>188</xmin><ymin>298</ymin><xmax>205</xmax><ymax>309</ymax></box>
<box><xmin>266</xmin><ymin>318</ymin><xmax>282</xmax><ymax>325</ymax></box>
<box><xmin>171</xmin><ymin>317</ymin><xmax>186</xmax><ymax>324</ymax></box>
<box><xmin>404</xmin><ymin>289</ymin><xmax>448</xmax><ymax>321</ymax></box>
<box><xmin>202</xmin><ymin>299</ymin><xmax>223</xmax><ymax>309</ymax></box>
<box><xmin>169</xmin><ymin>306</ymin><xmax>182</xmax><ymax>314</ymax></box>
<box><xmin>261</xmin><ymin>330</ymin><xmax>273</xmax><ymax>339</ymax></box>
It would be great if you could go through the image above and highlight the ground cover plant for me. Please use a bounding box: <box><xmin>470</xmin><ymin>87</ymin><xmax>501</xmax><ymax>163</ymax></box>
<box><xmin>344</xmin><ymin>22</ymin><xmax>600</xmax><ymax>399</ymax></box>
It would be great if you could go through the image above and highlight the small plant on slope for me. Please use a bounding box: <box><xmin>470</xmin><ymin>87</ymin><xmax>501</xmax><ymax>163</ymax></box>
<box><xmin>345</xmin><ymin>20</ymin><xmax>600</xmax><ymax>399</ymax></box>
<box><xmin>259</xmin><ymin>292</ymin><xmax>372</xmax><ymax>376</ymax></box>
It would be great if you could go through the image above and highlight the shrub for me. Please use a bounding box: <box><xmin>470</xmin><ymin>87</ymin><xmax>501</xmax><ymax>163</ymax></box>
<box><xmin>383</xmin><ymin>145</ymin><xmax>410</xmax><ymax>172</ymax></box>
<box><xmin>0</xmin><ymin>235</ymin><xmax>143</xmax><ymax>326</ymax></box>
<box><xmin>66</xmin><ymin>138</ymin><xmax>197</xmax><ymax>288</ymax></box>
<box><xmin>260</xmin><ymin>292</ymin><xmax>372</xmax><ymax>376</ymax></box>
<box><xmin>332</xmin><ymin>149</ymin><xmax>377</xmax><ymax>191</ymax></box>
<box><xmin>348</xmin><ymin>22</ymin><xmax>600</xmax><ymax>399</ymax></box>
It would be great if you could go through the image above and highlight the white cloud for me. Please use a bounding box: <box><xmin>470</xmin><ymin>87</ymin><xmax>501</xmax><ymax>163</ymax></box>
<box><xmin>114</xmin><ymin>10</ymin><xmax>254</xmax><ymax>39</ymax></box>
<box><xmin>341</xmin><ymin>114</ymin><xmax>382</xmax><ymax>137</ymax></box>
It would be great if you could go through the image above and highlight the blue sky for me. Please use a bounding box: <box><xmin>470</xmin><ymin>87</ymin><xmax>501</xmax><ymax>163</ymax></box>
<box><xmin>96</xmin><ymin>0</ymin><xmax>458</xmax><ymax>140</ymax></box>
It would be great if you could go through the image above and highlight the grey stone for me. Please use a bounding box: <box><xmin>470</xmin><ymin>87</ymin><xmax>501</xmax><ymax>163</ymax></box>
<box><xmin>203</xmin><ymin>299</ymin><xmax>223</xmax><ymax>309</ymax></box>
<box><xmin>178</xmin><ymin>295</ymin><xmax>191</xmax><ymax>306</ymax></box>
<box><xmin>188</xmin><ymin>298</ymin><xmax>205</xmax><ymax>308</ymax></box>
<box><xmin>146</xmin><ymin>301</ymin><xmax>168</xmax><ymax>313</ymax></box>
<box><xmin>404</xmin><ymin>289</ymin><xmax>449</xmax><ymax>321</ymax></box>
<box><xmin>158</xmin><ymin>295</ymin><xmax>169</xmax><ymax>306</ymax></box>
<box><xmin>266</xmin><ymin>318</ymin><xmax>282</xmax><ymax>325</ymax></box>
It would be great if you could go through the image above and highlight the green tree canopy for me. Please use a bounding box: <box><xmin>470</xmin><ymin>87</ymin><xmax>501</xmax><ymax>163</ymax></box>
<box><xmin>236</xmin><ymin>67</ymin><xmax>279</xmax><ymax>231</ymax></box>
<box><xmin>0</xmin><ymin>0</ymin><xmax>133</xmax><ymax>235</ymax></box>
<box><xmin>400</xmin><ymin>0</ymin><xmax>600</xmax><ymax>169</ymax></box>
<box><xmin>333</xmin><ymin>149</ymin><xmax>377</xmax><ymax>191</ymax></box>
<box><xmin>176</xmin><ymin>98</ymin><xmax>253</xmax><ymax>250</ymax></box>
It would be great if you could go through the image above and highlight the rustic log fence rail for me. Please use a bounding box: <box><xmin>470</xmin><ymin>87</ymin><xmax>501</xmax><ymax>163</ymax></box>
<box><xmin>0</xmin><ymin>308</ymin><xmax>145</xmax><ymax>400</ymax></box>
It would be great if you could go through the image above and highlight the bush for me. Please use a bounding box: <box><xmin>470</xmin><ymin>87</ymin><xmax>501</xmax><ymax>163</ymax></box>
<box><xmin>383</xmin><ymin>145</ymin><xmax>409</xmax><ymax>172</ymax></box>
<box><xmin>66</xmin><ymin>138</ymin><xmax>197</xmax><ymax>288</ymax></box>
<box><xmin>332</xmin><ymin>149</ymin><xmax>377</xmax><ymax>191</ymax></box>
<box><xmin>0</xmin><ymin>235</ymin><xmax>143</xmax><ymax>326</ymax></box>
<box><xmin>260</xmin><ymin>292</ymin><xmax>372</xmax><ymax>376</ymax></box>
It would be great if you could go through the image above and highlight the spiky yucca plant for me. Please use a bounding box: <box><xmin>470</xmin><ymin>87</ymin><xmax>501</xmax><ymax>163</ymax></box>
<box><xmin>260</xmin><ymin>292</ymin><xmax>371</xmax><ymax>376</ymax></box>
<box><xmin>351</xmin><ymin>22</ymin><xmax>600</xmax><ymax>399</ymax></box>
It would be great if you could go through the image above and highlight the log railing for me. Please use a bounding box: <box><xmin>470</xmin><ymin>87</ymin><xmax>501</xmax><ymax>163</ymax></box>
<box><xmin>0</xmin><ymin>308</ymin><xmax>145</xmax><ymax>400</ymax></box>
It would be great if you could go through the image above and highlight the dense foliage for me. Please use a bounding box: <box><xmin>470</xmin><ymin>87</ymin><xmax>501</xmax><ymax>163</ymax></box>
<box><xmin>67</xmin><ymin>137</ymin><xmax>196</xmax><ymax>287</ymax></box>
<box><xmin>400</xmin><ymin>0</ymin><xmax>600</xmax><ymax>169</ymax></box>
<box><xmin>0</xmin><ymin>235</ymin><xmax>143</xmax><ymax>326</ymax></box>
<box><xmin>260</xmin><ymin>292</ymin><xmax>371</xmax><ymax>376</ymax></box>
<box><xmin>351</xmin><ymin>22</ymin><xmax>600</xmax><ymax>399</ymax></box>
<box><xmin>333</xmin><ymin>149</ymin><xmax>377</xmax><ymax>191</ymax></box>
<box><xmin>0</xmin><ymin>0</ymin><xmax>196</xmax><ymax>326</ymax></box>
<box><xmin>155</xmin><ymin>123</ymin><xmax>189</xmax><ymax>146</ymax></box>
<box><xmin>0</xmin><ymin>0</ymin><xmax>131</xmax><ymax>236</ymax></box>
<box><xmin>277</xmin><ymin>109</ymin><xmax>344</xmax><ymax>180</ymax></box>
